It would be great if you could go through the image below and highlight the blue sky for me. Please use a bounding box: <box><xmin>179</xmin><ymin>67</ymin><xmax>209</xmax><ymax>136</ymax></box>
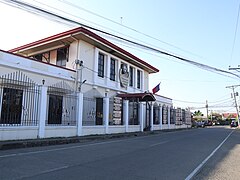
<box><xmin>0</xmin><ymin>0</ymin><xmax>240</xmax><ymax>115</ymax></box>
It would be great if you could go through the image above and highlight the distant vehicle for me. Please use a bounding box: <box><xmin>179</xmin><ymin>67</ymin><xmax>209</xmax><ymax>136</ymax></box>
<box><xmin>195</xmin><ymin>121</ymin><xmax>205</xmax><ymax>128</ymax></box>
<box><xmin>204</xmin><ymin>120</ymin><xmax>212</xmax><ymax>126</ymax></box>
<box><xmin>215</xmin><ymin>122</ymin><xmax>220</xmax><ymax>125</ymax></box>
<box><xmin>230</xmin><ymin>121</ymin><xmax>238</xmax><ymax>128</ymax></box>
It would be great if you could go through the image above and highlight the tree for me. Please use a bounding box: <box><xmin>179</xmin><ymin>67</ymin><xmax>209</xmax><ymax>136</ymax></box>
<box><xmin>193</xmin><ymin>110</ymin><xmax>204</xmax><ymax>116</ymax></box>
<box><xmin>211</xmin><ymin>112</ymin><xmax>222</xmax><ymax>121</ymax></box>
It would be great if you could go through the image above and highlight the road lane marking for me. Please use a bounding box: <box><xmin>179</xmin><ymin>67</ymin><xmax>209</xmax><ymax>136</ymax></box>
<box><xmin>0</xmin><ymin>140</ymin><xmax>127</xmax><ymax>158</ymax></box>
<box><xmin>185</xmin><ymin>130</ymin><xmax>234</xmax><ymax>180</ymax></box>
<box><xmin>19</xmin><ymin>165</ymin><xmax>69</xmax><ymax>179</ymax></box>
<box><xmin>0</xmin><ymin>129</ymin><xmax>193</xmax><ymax>159</ymax></box>
<box><xmin>0</xmin><ymin>135</ymin><xmax>167</xmax><ymax>158</ymax></box>
<box><xmin>149</xmin><ymin>141</ymin><xmax>169</xmax><ymax>147</ymax></box>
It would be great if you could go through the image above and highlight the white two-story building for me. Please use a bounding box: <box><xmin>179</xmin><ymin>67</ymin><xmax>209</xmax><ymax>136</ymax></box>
<box><xmin>0</xmin><ymin>27</ymin><xmax>190</xmax><ymax>140</ymax></box>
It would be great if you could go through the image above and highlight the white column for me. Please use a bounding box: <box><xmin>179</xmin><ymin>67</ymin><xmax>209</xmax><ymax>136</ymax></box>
<box><xmin>141</xmin><ymin>71</ymin><xmax>144</xmax><ymax>91</ymax></box>
<box><xmin>159</xmin><ymin>104</ymin><xmax>162</xmax><ymax>130</ymax></box>
<box><xmin>38</xmin><ymin>86</ymin><xmax>47</xmax><ymax>138</ymax></box>
<box><xmin>134</xmin><ymin>68</ymin><xmax>137</xmax><ymax>92</ymax></box>
<box><xmin>103</xmin><ymin>96</ymin><xmax>110</xmax><ymax>134</ymax></box>
<box><xmin>77</xmin><ymin>92</ymin><xmax>83</xmax><ymax>136</ymax></box>
<box><xmin>123</xmin><ymin>99</ymin><xmax>129</xmax><ymax>132</ymax></box>
<box><xmin>139</xmin><ymin>102</ymin><xmax>144</xmax><ymax>132</ymax></box>
<box><xmin>106</xmin><ymin>55</ymin><xmax>110</xmax><ymax>86</ymax></box>
<box><xmin>93</xmin><ymin>48</ymin><xmax>99</xmax><ymax>84</ymax></box>
<box><xmin>168</xmin><ymin>106</ymin><xmax>171</xmax><ymax>129</ymax></box>
<box><xmin>117</xmin><ymin>61</ymin><xmax>121</xmax><ymax>89</ymax></box>
<box><xmin>150</xmin><ymin>103</ymin><xmax>154</xmax><ymax>131</ymax></box>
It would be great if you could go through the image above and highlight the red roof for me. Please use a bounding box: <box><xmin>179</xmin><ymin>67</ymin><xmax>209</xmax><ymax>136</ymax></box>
<box><xmin>222</xmin><ymin>113</ymin><xmax>238</xmax><ymax>119</ymax></box>
<box><xmin>9</xmin><ymin>27</ymin><xmax>159</xmax><ymax>73</ymax></box>
<box><xmin>118</xmin><ymin>93</ymin><xmax>156</xmax><ymax>102</ymax></box>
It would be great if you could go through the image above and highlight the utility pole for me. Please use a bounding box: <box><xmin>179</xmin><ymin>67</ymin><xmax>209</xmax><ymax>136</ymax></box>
<box><xmin>75</xmin><ymin>59</ymin><xmax>85</xmax><ymax>92</ymax></box>
<box><xmin>229</xmin><ymin>66</ymin><xmax>240</xmax><ymax>71</ymax></box>
<box><xmin>226</xmin><ymin>85</ymin><xmax>240</xmax><ymax>127</ymax></box>
<box><xmin>206</xmin><ymin>100</ymin><xmax>208</xmax><ymax>121</ymax></box>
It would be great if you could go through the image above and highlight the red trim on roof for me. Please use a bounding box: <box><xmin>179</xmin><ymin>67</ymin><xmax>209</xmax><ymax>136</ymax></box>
<box><xmin>8</xmin><ymin>27</ymin><xmax>82</xmax><ymax>53</ymax></box>
<box><xmin>9</xmin><ymin>27</ymin><xmax>159</xmax><ymax>73</ymax></box>
<box><xmin>118</xmin><ymin>93</ymin><xmax>156</xmax><ymax>102</ymax></box>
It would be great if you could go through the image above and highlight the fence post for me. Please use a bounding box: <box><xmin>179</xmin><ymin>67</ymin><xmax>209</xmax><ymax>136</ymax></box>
<box><xmin>38</xmin><ymin>85</ymin><xmax>47</xmax><ymax>138</ymax></box>
<box><xmin>77</xmin><ymin>92</ymin><xmax>83</xmax><ymax>136</ymax></box>
<box><xmin>103</xmin><ymin>96</ymin><xmax>109</xmax><ymax>134</ymax></box>
<box><xmin>159</xmin><ymin>104</ymin><xmax>162</xmax><ymax>130</ymax></box>
<box><xmin>150</xmin><ymin>103</ymin><xmax>154</xmax><ymax>131</ymax></box>
<box><xmin>139</xmin><ymin>102</ymin><xmax>144</xmax><ymax>132</ymax></box>
<box><xmin>123</xmin><ymin>99</ymin><xmax>129</xmax><ymax>132</ymax></box>
<box><xmin>168</xmin><ymin>106</ymin><xmax>171</xmax><ymax>129</ymax></box>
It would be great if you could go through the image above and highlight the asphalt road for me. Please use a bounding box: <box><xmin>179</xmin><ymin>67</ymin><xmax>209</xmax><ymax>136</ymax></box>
<box><xmin>0</xmin><ymin>127</ymin><xmax>238</xmax><ymax>180</ymax></box>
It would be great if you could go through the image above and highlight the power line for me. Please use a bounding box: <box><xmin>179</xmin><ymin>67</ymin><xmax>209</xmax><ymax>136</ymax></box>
<box><xmin>173</xmin><ymin>99</ymin><xmax>205</xmax><ymax>104</ymax></box>
<box><xmin>57</xmin><ymin>0</ymin><xmax>203</xmax><ymax>58</ymax></box>
<box><xmin>2</xmin><ymin>0</ymin><xmax>240</xmax><ymax>80</ymax></box>
<box><xmin>102</xmin><ymin>31</ymin><xmax>240</xmax><ymax>80</ymax></box>
<box><xmin>229</xmin><ymin>2</ymin><xmax>240</xmax><ymax>65</ymax></box>
<box><xmin>33</xmin><ymin>0</ymin><xmax>184</xmax><ymax>60</ymax></box>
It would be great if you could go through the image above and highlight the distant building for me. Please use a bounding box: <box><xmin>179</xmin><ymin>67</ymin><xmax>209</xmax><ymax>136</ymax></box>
<box><xmin>222</xmin><ymin>113</ymin><xmax>238</xmax><ymax>120</ymax></box>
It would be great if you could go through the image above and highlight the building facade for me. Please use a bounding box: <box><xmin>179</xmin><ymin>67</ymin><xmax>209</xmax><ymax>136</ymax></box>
<box><xmin>0</xmin><ymin>27</ymin><xmax>191</xmax><ymax>140</ymax></box>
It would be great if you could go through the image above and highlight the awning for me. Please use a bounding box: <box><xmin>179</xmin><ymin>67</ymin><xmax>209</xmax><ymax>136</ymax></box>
<box><xmin>117</xmin><ymin>93</ymin><xmax>156</xmax><ymax>102</ymax></box>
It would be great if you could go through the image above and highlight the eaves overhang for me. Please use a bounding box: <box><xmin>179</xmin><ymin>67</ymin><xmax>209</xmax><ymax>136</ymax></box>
<box><xmin>118</xmin><ymin>93</ymin><xmax>156</xmax><ymax>102</ymax></box>
<box><xmin>9</xmin><ymin>27</ymin><xmax>159</xmax><ymax>74</ymax></box>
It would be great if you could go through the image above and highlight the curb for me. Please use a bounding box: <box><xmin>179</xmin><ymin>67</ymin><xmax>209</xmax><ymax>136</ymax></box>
<box><xmin>0</xmin><ymin>128</ymin><xmax>189</xmax><ymax>150</ymax></box>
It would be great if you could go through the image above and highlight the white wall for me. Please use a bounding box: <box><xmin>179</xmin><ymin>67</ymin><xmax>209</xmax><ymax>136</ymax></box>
<box><xmin>45</xmin><ymin>126</ymin><xmax>77</xmax><ymax>138</ymax></box>
<box><xmin>82</xmin><ymin>126</ymin><xmax>105</xmax><ymax>136</ymax></box>
<box><xmin>0</xmin><ymin>127</ymin><xmax>38</xmax><ymax>140</ymax></box>
<box><xmin>128</xmin><ymin>125</ymin><xmax>140</xmax><ymax>132</ymax></box>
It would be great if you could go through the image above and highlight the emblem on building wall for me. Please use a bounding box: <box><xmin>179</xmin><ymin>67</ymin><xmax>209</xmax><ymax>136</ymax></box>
<box><xmin>119</xmin><ymin>63</ymin><xmax>129</xmax><ymax>88</ymax></box>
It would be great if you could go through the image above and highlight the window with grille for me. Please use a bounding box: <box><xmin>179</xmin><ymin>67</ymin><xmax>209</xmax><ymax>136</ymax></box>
<box><xmin>137</xmin><ymin>70</ymin><xmax>141</xmax><ymax>89</ymax></box>
<box><xmin>98</xmin><ymin>53</ymin><xmax>105</xmax><ymax>78</ymax></box>
<box><xmin>32</xmin><ymin>54</ymin><xmax>42</xmax><ymax>61</ymax></box>
<box><xmin>32</xmin><ymin>52</ymin><xmax>50</xmax><ymax>63</ymax></box>
<box><xmin>110</xmin><ymin>58</ymin><xmax>116</xmax><ymax>81</ymax></box>
<box><xmin>129</xmin><ymin>100</ymin><xmax>139</xmax><ymax>125</ymax></box>
<box><xmin>129</xmin><ymin>66</ymin><xmax>134</xmax><ymax>87</ymax></box>
<box><xmin>48</xmin><ymin>94</ymin><xmax>63</xmax><ymax>124</ymax></box>
<box><xmin>0</xmin><ymin>88</ymin><xmax>23</xmax><ymax>124</ymax></box>
<box><xmin>96</xmin><ymin>98</ymin><xmax>103</xmax><ymax>125</ymax></box>
<box><xmin>56</xmin><ymin>47</ymin><xmax>68</xmax><ymax>67</ymax></box>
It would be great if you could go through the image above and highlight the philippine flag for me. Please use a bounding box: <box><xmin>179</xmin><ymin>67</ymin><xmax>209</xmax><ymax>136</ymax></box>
<box><xmin>152</xmin><ymin>83</ymin><xmax>161</xmax><ymax>94</ymax></box>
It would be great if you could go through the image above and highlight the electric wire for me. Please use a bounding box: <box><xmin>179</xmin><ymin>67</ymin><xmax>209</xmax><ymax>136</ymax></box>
<box><xmin>82</xmin><ymin>65</ymin><xmax>147</xmax><ymax>92</ymax></box>
<box><xmin>229</xmin><ymin>2</ymin><xmax>240</xmax><ymax>65</ymax></box>
<box><xmin>57</xmin><ymin>0</ymin><xmax>203</xmax><ymax>58</ymax></box>
<box><xmin>1</xmin><ymin>0</ymin><xmax>239</xmax><ymax>112</ymax></box>
<box><xmin>2</xmin><ymin>0</ymin><xmax>240</xmax><ymax>80</ymax></box>
<box><xmin>33</xmin><ymin>0</ymin><xmax>181</xmax><ymax>58</ymax></box>
<box><xmin>103</xmin><ymin>33</ymin><xmax>240</xmax><ymax>80</ymax></box>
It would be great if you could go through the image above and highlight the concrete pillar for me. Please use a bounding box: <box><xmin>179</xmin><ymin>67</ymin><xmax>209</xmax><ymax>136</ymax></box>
<box><xmin>159</xmin><ymin>104</ymin><xmax>162</xmax><ymax>130</ymax></box>
<box><xmin>38</xmin><ymin>86</ymin><xmax>48</xmax><ymax>138</ymax></box>
<box><xmin>139</xmin><ymin>102</ymin><xmax>144</xmax><ymax>132</ymax></box>
<box><xmin>103</xmin><ymin>96</ymin><xmax>110</xmax><ymax>134</ymax></box>
<box><xmin>93</xmin><ymin>48</ymin><xmax>99</xmax><ymax>84</ymax></box>
<box><xmin>117</xmin><ymin>61</ymin><xmax>121</xmax><ymax>89</ymax></box>
<box><xmin>123</xmin><ymin>99</ymin><xmax>129</xmax><ymax>132</ymax></box>
<box><xmin>77</xmin><ymin>92</ymin><xmax>83</xmax><ymax>136</ymax></box>
<box><xmin>134</xmin><ymin>68</ymin><xmax>137</xmax><ymax>91</ymax></box>
<box><xmin>150</xmin><ymin>103</ymin><xmax>154</xmax><ymax>131</ymax></box>
<box><xmin>106</xmin><ymin>55</ymin><xmax>110</xmax><ymax>86</ymax></box>
<box><xmin>168</xmin><ymin>106</ymin><xmax>171</xmax><ymax>129</ymax></box>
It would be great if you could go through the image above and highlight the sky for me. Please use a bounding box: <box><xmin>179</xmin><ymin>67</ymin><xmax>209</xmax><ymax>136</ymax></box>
<box><xmin>0</xmin><ymin>0</ymin><xmax>240</xmax><ymax>115</ymax></box>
